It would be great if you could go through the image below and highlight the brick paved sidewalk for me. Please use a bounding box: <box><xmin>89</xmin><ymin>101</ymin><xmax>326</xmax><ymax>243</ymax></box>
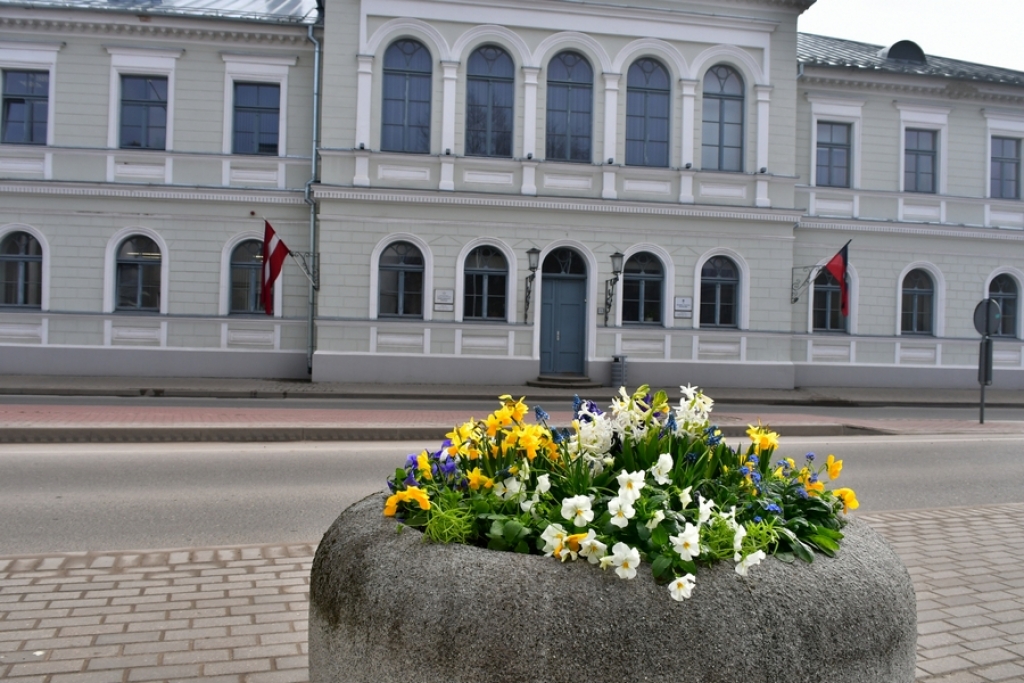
<box><xmin>4</xmin><ymin>506</ymin><xmax>1024</xmax><ymax>682</ymax></box>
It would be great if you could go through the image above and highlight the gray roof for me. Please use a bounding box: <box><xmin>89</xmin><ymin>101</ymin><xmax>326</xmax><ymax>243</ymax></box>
<box><xmin>797</xmin><ymin>33</ymin><xmax>1024</xmax><ymax>88</ymax></box>
<box><xmin>0</xmin><ymin>0</ymin><xmax>318</xmax><ymax>24</ymax></box>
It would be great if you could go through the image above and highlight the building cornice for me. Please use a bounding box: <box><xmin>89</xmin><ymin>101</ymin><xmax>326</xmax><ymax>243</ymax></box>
<box><xmin>799</xmin><ymin>74</ymin><xmax>1024</xmax><ymax>105</ymax></box>
<box><xmin>314</xmin><ymin>187</ymin><xmax>804</xmax><ymax>222</ymax></box>
<box><xmin>799</xmin><ymin>219</ymin><xmax>1024</xmax><ymax>242</ymax></box>
<box><xmin>0</xmin><ymin>182</ymin><xmax>306</xmax><ymax>203</ymax></box>
<box><xmin>0</xmin><ymin>15</ymin><xmax>310</xmax><ymax>45</ymax></box>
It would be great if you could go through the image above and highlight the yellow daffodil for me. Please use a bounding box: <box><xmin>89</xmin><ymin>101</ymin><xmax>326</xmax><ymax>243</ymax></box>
<box><xmin>834</xmin><ymin>487</ymin><xmax>859</xmax><ymax>513</ymax></box>
<box><xmin>484</xmin><ymin>412</ymin><xmax>504</xmax><ymax>437</ymax></box>
<box><xmin>499</xmin><ymin>395</ymin><xmax>528</xmax><ymax>423</ymax></box>
<box><xmin>746</xmin><ymin>422</ymin><xmax>779</xmax><ymax>454</ymax></box>
<box><xmin>466</xmin><ymin>467</ymin><xmax>494</xmax><ymax>491</ymax></box>
<box><xmin>826</xmin><ymin>454</ymin><xmax>843</xmax><ymax>481</ymax></box>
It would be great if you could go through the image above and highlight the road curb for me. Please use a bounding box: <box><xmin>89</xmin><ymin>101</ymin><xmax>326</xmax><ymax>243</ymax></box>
<box><xmin>0</xmin><ymin>422</ymin><xmax>888</xmax><ymax>444</ymax></box>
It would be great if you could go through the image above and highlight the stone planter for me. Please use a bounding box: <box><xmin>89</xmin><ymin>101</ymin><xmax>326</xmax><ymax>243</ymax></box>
<box><xmin>310</xmin><ymin>493</ymin><xmax>916</xmax><ymax>683</ymax></box>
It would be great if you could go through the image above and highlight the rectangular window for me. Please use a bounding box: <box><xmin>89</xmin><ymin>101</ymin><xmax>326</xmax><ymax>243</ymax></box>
<box><xmin>904</xmin><ymin>128</ymin><xmax>937</xmax><ymax>193</ymax></box>
<box><xmin>2</xmin><ymin>70</ymin><xmax>48</xmax><ymax>145</ymax></box>
<box><xmin>816</xmin><ymin>122</ymin><xmax>851</xmax><ymax>188</ymax></box>
<box><xmin>120</xmin><ymin>75</ymin><xmax>167</xmax><ymax>149</ymax></box>
<box><xmin>992</xmin><ymin>137</ymin><xmax>1021</xmax><ymax>200</ymax></box>
<box><xmin>233</xmin><ymin>82</ymin><xmax>280</xmax><ymax>155</ymax></box>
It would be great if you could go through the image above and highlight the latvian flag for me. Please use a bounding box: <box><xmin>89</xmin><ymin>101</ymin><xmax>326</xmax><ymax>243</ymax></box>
<box><xmin>262</xmin><ymin>220</ymin><xmax>289</xmax><ymax>316</ymax></box>
<box><xmin>823</xmin><ymin>241</ymin><xmax>850</xmax><ymax>317</ymax></box>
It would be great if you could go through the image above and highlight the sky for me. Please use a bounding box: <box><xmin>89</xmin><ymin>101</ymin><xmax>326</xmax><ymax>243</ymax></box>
<box><xmin>799</xmin><ymin>0</ymin><xmax>1024</xmax><ymax>73</ymax></box>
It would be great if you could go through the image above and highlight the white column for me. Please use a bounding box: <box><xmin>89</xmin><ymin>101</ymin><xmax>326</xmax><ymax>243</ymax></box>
<box><xmin>680</xmin><ymin>79</ymin><xmax>697</xmax><ymax>168</ymax></box>
<box><xmin>754</xmin><ymin>85</ymin><xmax>772</xmax><ymax>208</ymax></box>
<box><xmin>754</xmin><ymin>85</ymin><xmax>772</xmax><ymax>172</ymax></box>
<box><xmin>679</xmin><ymin>78</ymin><xmax>697</xmax><ymax>204</ymax></box>
<box><xmin>439</xmin><ymin>60</ymin><xmax>459</xmax><ymax>191</ymax></box>
<box><xmin>602</xmin><ymin>72</ymin><xmax>621</xmax><ymax>200</ymax></box>
<box><xmin>354</xmin><ymin>55</ymin><xmax>374</xmax><ymax>148</ymax></box>
<box><xmin>522</xmin><ymin>66</ymin><xmax>540</xmax><ymax>159</ymax></box>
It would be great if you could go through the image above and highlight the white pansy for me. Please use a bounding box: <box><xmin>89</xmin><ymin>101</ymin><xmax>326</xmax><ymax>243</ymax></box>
<box><xmin>735</xmin><ymin>550</ymin><xmax>766</xmax><ymax>577</ymax></box>
<box><xmin>616</xmin><ymin>470</ymin><xmax>646</xmax><ymax>502</ymax></box>
<box><xmin>650</xmin><ymin>453</ymin><xmax>673</xmax><ymax>485</ymax></box>
<box><xmin>540</xmin><ymin>523</ymin><xmax>567</xmax><ymax>557</ymax></box>
<box><xmin>645</xmin><ymin>510</ymin><xmax>665</xmax><ymax>530</ymax></box>
<box><xmin>520</xmin><ymin>494</ymin><xmax>539</xmax><ymax>512</ymax></box>
<box><xmin>720</xmin><ymin>506</ymin><xmax>739</xmax><ymax>531</ymax></box>
<box><xmin>697</xmin><ymin>496</ymin><xmax>717</xmax><ymax>525</ymax></box>
<box><xmin>609</xmin><ymin>542</ymin><xmax>641</xmax><ymax>580</ymax></box>
<box><xmin>732</xmin><ymin>523</ymin><xmax>747</xmax><ymax>553</ymax></box>
<box><xmin>536</xmin><ymin>474</ymin><xmax>551</xmax><ymax>494</ymax></box>
<box><xmin>561</xmin><ymin>495</ymin><xmax>595</xmax><ymax>527</ymax></box>
<box><xmin>670</xmin><ymin>522</ymin><xmax>701</xmax><ymax>562</ymax></box>
<box><xmin>608</xmin><ymin>496</ymin><xmax>635</xmax><ymax>528</ymax></box>
<box><xmin>679</xmin><ymin>486</ymin><xmax>693</xmax><ymax>510</ymax></box>
<box><xmin>579</xmin><ymin>529</ymin><xmax>607</xmax><ymax>565</ymax></box>
<box><xmin>494</xmin><ymin>477</ymin><xmax>523</xmax><ymax>501</ymax></box>
<box><xmin>668</xmin><ymin>574</ymin><xmax>696</xmax><ymax>601</ymax></box>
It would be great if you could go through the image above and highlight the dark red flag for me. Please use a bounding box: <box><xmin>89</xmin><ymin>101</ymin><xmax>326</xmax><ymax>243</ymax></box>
<box><xmin>262</xmin><ymin>221</ymin><xmax>289</xmax><ymax>316</ymax></box>
<box><xmin>823</xmin><ymin>242</ymin><xmax>850</xmax><ymax>317</ymax></box>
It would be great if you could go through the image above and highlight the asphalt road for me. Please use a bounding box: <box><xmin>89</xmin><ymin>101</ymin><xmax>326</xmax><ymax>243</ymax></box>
<box><xmin>1</xmin><ymin>434</ymin><xmax>1021</xmax><ymax>555</ymax></box>
<box><xmin>2</xmin><ymin>394</ymin><xmax>1023</xmax><ymax>422</ymax></box>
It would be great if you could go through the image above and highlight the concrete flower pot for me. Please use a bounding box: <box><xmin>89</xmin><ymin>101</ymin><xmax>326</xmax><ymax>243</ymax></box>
<box><xmin>309</xmin><ymin>493</ymin><xmax>916</xmax><ymax>683</ymax></box>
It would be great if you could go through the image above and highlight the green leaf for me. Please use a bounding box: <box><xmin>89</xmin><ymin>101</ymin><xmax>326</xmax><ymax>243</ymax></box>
<box><xmin>636</xmin><ymin>522</ymin><xmax>651</xmax><ymax>542</ymax></box>
<box><xmin>650</xmin><ymin>525</ymin><xmax>669</xmax><ymax>547</ymax></box>
<box><xmin>807</xmin><ymin>533</ymin><xmax>839</xmax><ymax>556</ymax></box>
<box><xmin>651</xmin><ymin>555</ymin><xmax>672</xmax><ymax>579</ymax></box>
<box><xmin>774</xmin><ymin>551</ymin><xmax>796</xmax><ymax>564</ymax></box>
<box><xmin>791</xmin><ymin>540</ymin><xmax>815</xmax><ymax>563</ymax></box>
<box><xmin>514</xmin><ymin>540</ymin><xmax>531</xmax><ymax>554</ymax></box>
<box><xmin>503</xmin><ymin>520</ymin><xmax>524</xmax><ymax>544</ymax></box>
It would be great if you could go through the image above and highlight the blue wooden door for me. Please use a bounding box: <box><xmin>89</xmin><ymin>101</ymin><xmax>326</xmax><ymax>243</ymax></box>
<box><xmin>540</xmin><ymin>277</ymin><xmax>586</xmax><ymax>374</ymax></box>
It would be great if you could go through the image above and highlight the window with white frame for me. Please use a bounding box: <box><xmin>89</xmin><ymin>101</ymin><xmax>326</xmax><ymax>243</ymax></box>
<box><xmin>0</xmin><ymin>42</ymin><xmax>60</xmax><ymax>147</ymax></box>
<box><xmin>0</xmin><ymin>231</ymin><xmax>42</xmax><ymax>307</ymax></box>
<box><xmin>115</xmin><ymin>235</ymin><xmax>161</xmax><ymax>312</ymax></box>
<box><xmin>230</xmin><ymin>239</ymin><xmax>264</xmax><ymax>314</ymax></box>
<box><xmin>813</xmin><ymin>269</ymin><xmax>846</xmax><ymax>332</ymax></box>
<box><xmin>701</xmin><ymin>64</ymin><xmax>744</xmax><ymax>172</ymax></box>
<box><xmin>991</xmin><ymin>137</ymin><xmax>1021</xmax><ymax>200</ymax></box>
<box><xmin>120</xmin><ymin>75</ymin><xmax>167</xmax><ymax>150</ymax></box>
<box><xmin>897</xmin><ymin>103</ymin><xmax>948</xmax><ymax>195</ymax></box>
<box><xmin>626</xmin><ymin>57</ymin><xmax>670</xmax><ymax>168</ymax></box>
<box><xmin>699</xmin><ymin>256</ymin><xmax>738</xmax><ymax>328</ymax></box>
<box><xmin>622</xmin><ymin>252</ymin><xmax>662</xmax><ymax>324</ymax></box>
<box><xmin>2</xmin><ymin>70</ymin><xmax>48</xmax><ymax>145</ymax></box>
<box><xmin>106</xmin><ymin>48</ymin><xmax>180</xmax><ymax>152</ymax></box>
<box><xmin>988</xmin><ymin>274</ymin><xmax>1018</xmax><ymax>338</ymax></box>
<box><xmin>381</xmin><ymin>39</ymin><xmax>432</xmax><ymax>155</ymax></box>
<box><xmin>808</xmin><ymin>96</ymin><xmax>863</xmax><ymax>190</ymax></box>
<box><xmin>221</xmin><ymin>54</ymin><xmax>295</xmax><ymax>157</ymax></box>
<box><xmin>900</xmin><ymin>269</ymin><xmax>933</xmax><ymax>335</ymax></box>
<box><xmin>378</xmin><ymin>241</ymin><xmax>424</xmax><ymax>318</ymax></box>
<box><xmin>546</xmin><ymin>51</ymin><xmax>593</xmax><ymax>163</ymax></box>
<box><xmin>463</xmin><ymin>245</ymin><xmax>507</xmax><ymax>320</ymax></box>
<box><xmin>816</xmin><ymin>122</ymin><xmax>851</xmax><ymax>188</ymax></box>
<box><xmin>465</xmin><ymin>45</ymin><xmax>514</xmax><ymax>158</ymax></box>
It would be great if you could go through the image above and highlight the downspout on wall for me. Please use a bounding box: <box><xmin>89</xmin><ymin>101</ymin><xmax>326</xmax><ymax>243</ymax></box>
<box><xmin>304</xmin><ymin>18</ymin><xmax>323</xmax><ymax>375</ymax></box>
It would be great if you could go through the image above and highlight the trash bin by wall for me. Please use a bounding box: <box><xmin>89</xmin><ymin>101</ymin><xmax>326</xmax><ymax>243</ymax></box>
<box><xmin>610</xmin><ymin>355</ymin><xmax>627</xmax><ymax>388</ymax></box>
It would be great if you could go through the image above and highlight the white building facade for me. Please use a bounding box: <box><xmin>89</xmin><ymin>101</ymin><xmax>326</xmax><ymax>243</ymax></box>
<box><xmin>3</xmin><ymin>0</ymin><xmax>1024</xmax><ymax>389</ymax></box>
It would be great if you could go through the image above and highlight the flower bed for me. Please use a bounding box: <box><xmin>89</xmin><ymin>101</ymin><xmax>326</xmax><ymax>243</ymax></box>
<box><xmin>381</xmin><ymin>386</ymin><xmax>858</xmax><ymax>595</ymax></box>
<box><xmin>309</xmin><ymin>387</ymin><xmax>916</xmax><ymax>683</ymax></box>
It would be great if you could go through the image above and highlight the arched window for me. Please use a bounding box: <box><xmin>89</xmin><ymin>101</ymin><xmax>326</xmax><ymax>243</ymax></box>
<box><xmin>464</xmin><ymin>245</ymin><xmax>507</xmax><ymax>320</ymax></box>
<box><xmin>116</xmin><ymin>235</ymin><xmax>161</xmax><ymax>312</ymax></box>
<box><xmin>230</xmin><ymin>239</ymin><xmax>264</xmax><ymax>314</ymax></box>
<box><xmin>0</xmin><ymin>231</ymin><xmax>42</xmax><ymax>307</ymax></box>
<box><xmin>381</xmin><ymin>39</ymin><xmax>432</xmax><ymax>154</ymax></box>
<box><xmin>622</xmin><ymin>252</ymin><xmax>662</xmax><ymax>324</ymax></box>
<box><xmin>699</xmin><ymin>256</ymin><xmax>738</xmax><ymax>328</ymax></box>
<box><xmin>901</xmin><ymin>269</ymin><xmax>933</xmax><ymax>335</ymax></box>
<box><xmin>813</xmin><ymin>269</ymin><xmax>847</xmax><ymax>332</ymax></box>
<box><xmin>989</xmin><ymin>274</ymin><xmax>1018</xmax><ymax>338</ymax></box>
<box><xmin>466</xmin><ymin>45</ymin><xmax>514</xmax><ymax>158</ymax></box>
<box><xmin>379</xmin><ymin>241</ymin><xmax>424</xmax><ymax>317</ymax></box>
<box><xmin>625</xmin><ymin>58</ymin><xmax>670</xmax><ymax>167</ymax></box>
<box><xmin>546</xmin><ymin>51</ymin><xmax>592</xmax><ymax>163</ymax></box>
<box><xmin>701</xmin><ymin>65</ymin><xmax>744</xmax><ymax>172</ymax></box>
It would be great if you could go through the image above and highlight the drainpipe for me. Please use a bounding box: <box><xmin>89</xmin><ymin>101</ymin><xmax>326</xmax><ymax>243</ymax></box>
<box><xmin>304</xmin><ymin>20</ymin><xmax>323</xmax><ymax>375</ymax></box>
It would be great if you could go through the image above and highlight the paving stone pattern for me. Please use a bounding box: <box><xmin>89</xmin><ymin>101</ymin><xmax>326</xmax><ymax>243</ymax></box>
<box><xmin>3</xmin><ymin>507</ymin><xmax>1024</xmax><ymax>682</ymax></box>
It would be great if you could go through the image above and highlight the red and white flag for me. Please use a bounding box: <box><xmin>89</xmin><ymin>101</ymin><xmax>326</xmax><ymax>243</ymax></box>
<box><xmin>262</xmin><ymin>220</ymin><xmax>289</xmax><ymax>316</ymax></box>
